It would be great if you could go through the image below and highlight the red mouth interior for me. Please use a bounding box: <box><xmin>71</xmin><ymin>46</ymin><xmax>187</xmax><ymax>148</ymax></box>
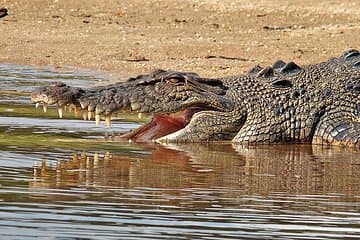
<box><xmin>121</xmin><ymin>107</ymin><xmax>204</xmax><ymax>142</ymax></box>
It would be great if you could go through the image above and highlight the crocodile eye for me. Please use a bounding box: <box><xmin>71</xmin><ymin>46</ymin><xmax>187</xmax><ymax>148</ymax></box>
<box><xmin>165</xmin><ymin>78</ymin><xmax>181</xmax><ymax>84</ymax></box>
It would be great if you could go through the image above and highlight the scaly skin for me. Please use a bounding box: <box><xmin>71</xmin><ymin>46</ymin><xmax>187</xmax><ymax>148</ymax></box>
<box><xmin>31</xmin><ymin>50</ymin><xmax>360</xmax><ymax>147</ymax></box>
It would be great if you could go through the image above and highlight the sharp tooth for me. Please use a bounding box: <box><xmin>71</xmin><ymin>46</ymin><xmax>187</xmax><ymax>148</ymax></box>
<box><xmin>95</xmin><ymin>114</ymin><xmax>101</xmax><ymax>126</ymax></box>
<box><xmin>81</xmin><ymin>150</ymin><xmax>87</xmax><ymax>160</ymax></box>
<box><xmin>82</xmin><ymin>111</ymin><xmax>88</xmax><ymax>120</ymax></box>
<box><xmin>58</xmin><ymin>107</ymin><xmax>63</xmax><ymax>118</ymax></box>
<box><xmin>73</xmin><ymin>152</ymin><xmax>78</xmax><ymax>161</ymax></box>
<box><xmin>88</xmin><ymin>111</ymin><xmax>93</xmax><ymax>120</ymax></box>
<box><xmin>75</xmin><ymin>108</ymin><xmax>80</xmax><ymax>118</ymax></box>
<box><xmin>43</xmin><ymin>103</ymin><xmax>48</xmax><ymax>112</ymax></box>
<box><xmin>104</xmin><ymin>152</ymin><xmax>110</xmax><ymax>161</ymax></box>
<box><xmin>105</xmin><ymin>114</ymin><xmax>111</xmax><ymax>127</ymax></box>
<box><xmin>35</xmin><ymin>103</ymin><xmax>40</xmax><ymax>108</ymax></box>
<box><xmin>138</xmin><ymin>113</ymin><xmax>142</xmax><ymax>119</ymax></box>
<box><xmin>93</xmin><ymin>153</ymin><xmax>99</xmax><ymax>167</ymax></box>
<box><xmin>94</xmin><ymin>152</ymin><xmax>99</xmax><ymax>163</ymax></box>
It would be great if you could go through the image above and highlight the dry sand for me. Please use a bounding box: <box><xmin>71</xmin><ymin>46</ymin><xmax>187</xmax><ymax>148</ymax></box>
<box><xmin>1</xmin><ymin>0</ymin><xmax>360</xmax><ymax>79</ymax></box>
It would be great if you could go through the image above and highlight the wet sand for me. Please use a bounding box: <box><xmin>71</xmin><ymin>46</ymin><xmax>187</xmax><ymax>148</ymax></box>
<box><xmin>1</xmin><ymin>0</ymin><xmax>360</xmax><ymax>79</ymax></box>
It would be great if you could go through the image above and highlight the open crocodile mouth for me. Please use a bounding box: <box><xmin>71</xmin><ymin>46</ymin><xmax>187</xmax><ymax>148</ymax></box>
<box><xmin>30</xmin><ymin>80</ymin><xmax>233</xmax><ymax>143</ymax></box>
<box><xmin>121</xmin><ymin>106</ymin><xmax>214</xmax><ymax>142</ymax></box>
<box><xmin>31</xmin><ymin>88</ymin><xmax>230</xmax><ymax>143</ymax></box>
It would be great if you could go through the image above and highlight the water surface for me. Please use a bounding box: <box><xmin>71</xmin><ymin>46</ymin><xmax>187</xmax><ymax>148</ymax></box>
<box><xmin>0</xmin><ymin>65</ymin><xmax>359</xmax><ymax>239</ymax></box>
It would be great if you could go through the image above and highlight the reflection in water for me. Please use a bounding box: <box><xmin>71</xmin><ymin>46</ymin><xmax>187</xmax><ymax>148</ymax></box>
<box><xmin>19</xmin><ymin>144</ymin><xmax>360</xmax><ymax>239</ymax></box>
<box><xmin>32</xmin><ymin>144</ymin><xmax>360</xmax><ymax>197</ymax></box>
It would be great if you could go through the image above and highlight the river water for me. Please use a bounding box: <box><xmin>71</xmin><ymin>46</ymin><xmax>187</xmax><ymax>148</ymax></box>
<box><xmin>0</xmin><ymin>64</ymin><xmax>359</xmax><ymax>239</ymax></box>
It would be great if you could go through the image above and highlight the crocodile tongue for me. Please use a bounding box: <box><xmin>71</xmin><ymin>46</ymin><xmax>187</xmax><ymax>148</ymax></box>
<box><xmin>121</xmin><ymin>107</ymin><xmax>202</xmax><ymax>142</ymax></box>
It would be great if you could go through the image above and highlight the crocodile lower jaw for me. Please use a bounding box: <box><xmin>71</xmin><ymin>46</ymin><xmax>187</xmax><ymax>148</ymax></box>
<box><xmin>120</xmin><ymin>106</ymin><xmax>206</xmax><ymax>142</ymax></box>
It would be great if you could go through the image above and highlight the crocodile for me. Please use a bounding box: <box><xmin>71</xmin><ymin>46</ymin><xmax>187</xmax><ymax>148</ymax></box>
<box><xmin>31</xmin><ymin>50</ymin><xmax>360</xmax><ymax>147</ymax></box>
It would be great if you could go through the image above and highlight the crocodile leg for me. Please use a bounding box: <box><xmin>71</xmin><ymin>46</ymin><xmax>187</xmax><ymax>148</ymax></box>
<box><xmin>313</xmin><ymin>111</ymin><xmax>359</xmax><ymax>147</ymax></box>
<box><xmin>232</xmin><ymin>114</ymin><xmax>286</xmax><ymax>144</ymax></box>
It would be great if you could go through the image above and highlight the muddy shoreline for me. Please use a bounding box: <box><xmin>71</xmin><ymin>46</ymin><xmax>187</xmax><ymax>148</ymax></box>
<box><xmin>1</xmin><ymin>0</ymin><xmax>359</xmax><ymax>79</ymax></box>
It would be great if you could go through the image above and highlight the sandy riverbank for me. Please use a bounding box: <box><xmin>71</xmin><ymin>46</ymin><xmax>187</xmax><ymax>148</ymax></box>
<box><xmin>1</xmin><ymin>0</ymin><xmax>359</xmax><ymax>79</ymax></box>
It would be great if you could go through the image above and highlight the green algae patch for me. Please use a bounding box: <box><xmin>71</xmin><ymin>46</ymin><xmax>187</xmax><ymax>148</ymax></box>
<box><xmin>0</xmin><ymin>90</ymin><xmax>30</xmax><ymax>96</ymax></box>
<box><xmin>0</xmin><ymin>104</ymin><xmax>61</xmax><ymax>118</ymax></box>
<box><xmin>0</xmin><ymin>129</ymin><xmax>139</xmax><ymax>152</ymax></box>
